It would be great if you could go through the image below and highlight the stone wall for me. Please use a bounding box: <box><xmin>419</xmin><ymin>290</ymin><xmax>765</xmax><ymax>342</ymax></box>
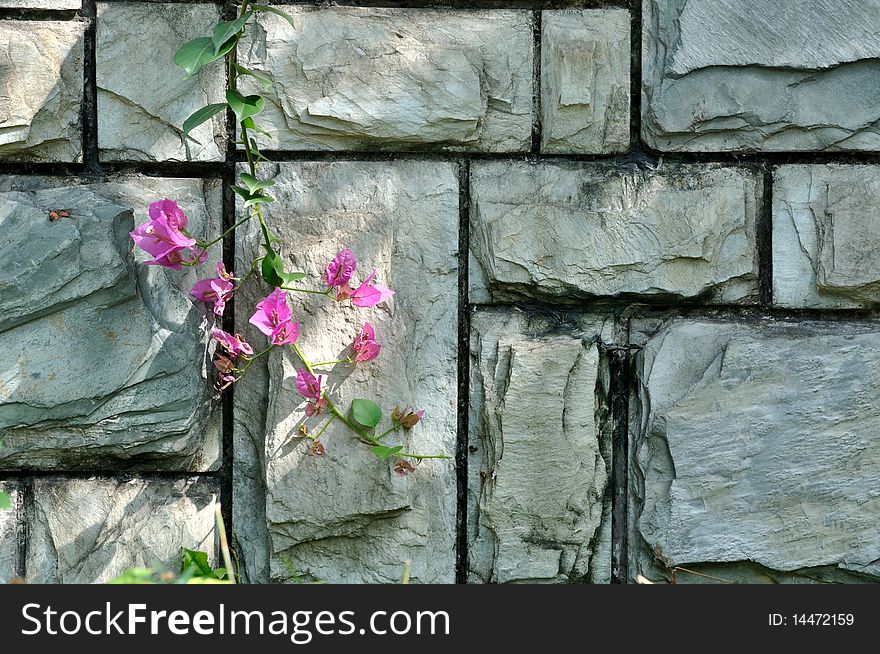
<box><xmin>1</xmin><ymin>0</ymin><xmax>879</xmax><ymax>584</ymax></box>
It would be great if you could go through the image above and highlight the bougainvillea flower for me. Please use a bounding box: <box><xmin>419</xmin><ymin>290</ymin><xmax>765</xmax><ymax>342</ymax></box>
<box><xmin>334</xmin><ymin>283</ymin><xmax>353</xmax><ymax>302</ymax></box>
<box><xmin>351</xmin><ymin>322</ymin><xmax>381</xmax><ymax>362</ymax></box>
<box><xmin>216</xmin><ymin>261</ymin><xmax>237</xmax><ymax>281</ymax></box>
<box><xmin>295</xmin><ymin>368</ymin><xmax>323</xmax><ymax>400</ymax></box>
<box><xmin>131</xmin><ymin>200</ymin><xmax>196</xmax><ymax>270</ymax></box>
<box><xmin>269</xmin><ymin>320</ymin><xmax>299</xmax><ymax>346</ymax></box>
<box><xmin>310</xmin><ymin>441</ymin><xmax>326</xmax><ymax>456</ymax></box>
<box><xmin>350</xmin><ymin>271</ymin><xmax>395</xmax><ymax>308</ymax></box>
<box><xmin>211</xmin><ymin>328</ymin><xmax>254</xmax><ymax>358</ymax></box>
<box><xmin>393</xmin><ymin>459</ymin><xmax>417</xmax><ymax>476</ymax></box>
<box><xmin>305</xmin><ymin>397</ymin><xmax>328</xmax><ymax>417</ymax></box>
<box><xmin>249</xmin><ymin>288</ymin><xmax>293</xmax><ymax>336</ymax></box>
<box><xmin>213</xmin><ymin>354</ymin><xmax>235</xmax><ymax>376</ymax></box>
<box><xmin>323</xmin><ymin>248</ymin><xmax>357</xmax><ymax>287</ymax></box>
<box><xmin>192</xmin><ymin>277</ymin><xmax>234</xmax><ymax>317</ymax></box>
<box><xmin>392</xmin><ymin>406</ymin><xmax>425</xmax><ymax>429</ymax></box>
<box><xmin>149</xmin><ymin>199</ymin><xmax>188</xmax><ymax>231</ymax></box>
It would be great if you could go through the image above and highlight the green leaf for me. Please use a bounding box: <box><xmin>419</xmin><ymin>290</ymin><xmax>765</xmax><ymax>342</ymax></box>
<box><xmin>227</xmin><ymin>89</ymin><xmax>265</xmax><ymax>123</ymax></box>
<box><xmin>243</xmin><ymin>194</ymin><xmax>274</xmax><ymax>209</ymax></box>
<box><xmin>371</xmin><ymin>445</ymin><xmax>403</xmax><ymax>461</ymax></box>
<box><xmin>242</xmin><ymin>116</ymin><xmax>272</xmax><ymax>138</ymax></box>
<box><xmin>181</xmin><ymin>548</ymin><xmax>214</xmax><ymax>578</ymax></box>
<box><xmin>251</xmin><ymin>4</ymin><xmax>296</xmax><ymax>30</ymax></box>
<box><xmin>182</xmin><ymin>103</ymin><xmax>227</xmax><ymax>137</ymax></box>
<box><xmin>234</xmin><ymin>63</ymin><xmax>273</xmax><ymax>91</ymax></box>
<box><xmin>173</xmin><ymin>37</ymin><xmax>234</xmax><ymax>78</ymax></box>
<box><xmin>352</xmin><ymin>399</ymin><xmax>383</xmax><ymax>429</ymax></box>
<box><xmin>260</xmin><ymin>251</ymin><xmax>304</xmax><ymax>287</ymax></box>
<box><xmin>240</xmin><ymin>172</ymin><xmax>276</xmax><ymax>194</ymax></box>
<box><xmin>212</xmin><ymin>11</ymin><xmax>253</xmax><ymax>54</ymax></box>
<box><xmin>107</xmin><ymin>568</ymin><xmax>160</xmax><ymax>585</ymax></box>
<box><xmin>0</xmin><ymin>491</ymin><xmax>10</xmax><ymax>510</ymax></box>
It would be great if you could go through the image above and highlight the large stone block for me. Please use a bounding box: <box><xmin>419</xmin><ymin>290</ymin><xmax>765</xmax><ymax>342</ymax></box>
<box><xmin>97</xmin><ymin>2</ymin><xmax>226</xmax><ymax>162</ymax></box>
<box><xmin>237</xmin><ymin>7</ymin><xmax>533</xmax><ymax>152</ymax></box>
<box><xmin>541</xmin><ymin>9</ymin><xmax>630</xmax><ymax>154</ymax></box>
<box><xmin>26</xmin><ymin>477</ymin><xmax>217</xmax><ymax>583</ymax></box>
<box><xmin>643</xmin><ymin>0</ymin><xmax>880</xmax><ymax>152</ymax></box>
<box><xmin>0</xmin><ymin>1</ymin><xmax>79</xmax><ymax>7</ymax></box>
<box><xmin>0</xmin><ymin>20</ymin><xmax>83</xmax><ymax>162</ymax></box>
<box><xmin>631</xmin><ymin>318</ymin><xmax>880</xmax><ymax>583</ymax></box>
<box><xmin>235</xmin><ymin>161</ymin><xmax>459</xmax><ymax>583</ymax></box>
<box><xmin>0</xmin><ymin>481</ymin><xmax>19</xmax><ymax>583</ymax></box>
<box><xmin>468</xmin><ymin>310</ymin><xmax>614</xmax><ymax>583</ymax></box>
<box><xmin>470</xmin><ymin>161</ymin><xmax>760</xmax><ymax>304</ymax></box>
<box><xmin>773</xmin><ymin>165</ymin><xmax>880</xmax><ymax>309</ymax></box>
<box><xmin>0</xmin><ymin>176</ymin><xmax>221</xmax><ymax>471</ymax></box>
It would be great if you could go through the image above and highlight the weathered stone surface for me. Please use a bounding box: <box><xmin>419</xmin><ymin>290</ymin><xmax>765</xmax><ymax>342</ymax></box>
<box><xmin>238</xmin><ymin>7</ymin><xmax>533</xmax><ymax>152</ymax></box>
<box><xmin>0</xmin><ymin>481</ymin><xmax>18</xmax><ymax>583</ymax></box>
<box><xmin>468</xmin><ymin>310</ymin><xmax>613</xmax><ymax>583</ymax></box>
<box><xmin>0</xmin><ymin>176</ymin><xmax>221</xmax><ymax>471</ymax></box>
<box><xmin>773</xmin><ymin>165</ymin><xmax>880</xmax><ymax>309</ymax></box>
<box><xmin>0</xmin><ymin>20</ymin><xmax>83</xmax><ymax>162</ymax></box>
<box><xmin>0</xmin><ymin>1</ymin><xmax>79</xmax><ymax>7</ymax></box>
<box><xmin>643</xmin><ymin>0</ymin><xmax>880</xmax><ymax>151</ymax></box>
<box><xmin>632</xmin><ymin>318</ymin><xmax>880</xmax><ymax>583</ymax></box>
<box><xmin>26</xmin><ymin>477</ymin><xmax>217</xmax><ymax>583</ymax></box>
<box><xmin>235</xmin><ymin>161</ymin><xmax>458</xmax><ymax>583</ymax></box>
<box><xmin>97</xmin><ymin>2</ymin><xmax>226</xmax><ymax>162</ymax></box>
<box><xmin>470</xmin><ymin>161</ymin><xmax>760</xmax><ymax>304</ymax></box>
<box><xmin>541</xmin><ymin>9</ymin><xmax>630</xmax><ymax>154</ymax></box>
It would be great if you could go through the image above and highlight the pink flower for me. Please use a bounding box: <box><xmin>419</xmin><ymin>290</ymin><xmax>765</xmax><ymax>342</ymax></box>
<box><xmin>324</xmin><ymin>248</ymin><xmax>357</xmax><ymax>287</ymax></box>
<box><xmin>296</xmin><ymin>368</ymin><xmax>323</xmax><ymax>400</ymax></box>
<box><xmin>211</xmin><ymin>328</ymin><xmax>253</xmax><ymax>358</ymax></box>
<box><xmin>351</xmin><ymin>322</ymin><xmax>381</xmax><ymax>362</ymax></box>
<box><xmin>350</xmin><ymin>271</ymin><xmax>395</xmax><ymax>308</ymax></box>
<box><xmin>249</xmin><ymin>288</ymin><xmax>293</xmax><ymax>336</ymax></box>
<box><xmin>130</xmin><ymin>200</ymin><xmax>196</xmax><ymax>270</ymax></box>
<box><xmin>392</xmin><ymin>406</ymin><xmax>425</xmax><ymax>429</ymax></box>
<box><xmin>270</xmin><ymin>320</ymin><xmax>299</xmax><ymax>346</ymax></box>
<box><xmin>216</xmin><ymin>261</ymin><xmax>237</xmax><ymax>281</ymax></box>
<box><xmin>306</xmin><ymin>397</ymin><xmax>328</xmax><ymax>417</ymax></box>
<box><xmin>192</xmin><ymin>277</ymin><xmax>234</xmax><ymax>317</ymax></box>
<box><xmin>393</xmin><ymin>460</ymin><xmax>417</xmax><ymax>476</ymax></box>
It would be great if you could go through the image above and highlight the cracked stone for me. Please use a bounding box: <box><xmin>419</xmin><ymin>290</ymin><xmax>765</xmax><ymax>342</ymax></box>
<box><xmin>643</xmin><ymin>0</ymin><xmax>880</xmax><ymax>151</ymax></box>
<box><xmin>97</xmin><ymin>2</ymin><xmax>226</xmax><ymax>162</ymax></box>
<box><xmin>0</xmin><ymin>20</ymin><xmax>83</xmax><ymax>162</ymax></box>
<box><xmin>469</xmin><ymin>161</ymin><xmax>760</xmax><ymax>304</ymax></box>
<box><xmin>237</xmin><ymin>7</ymin><xmax>533</xmax><ymax>152</ymax></box>
<box><xmin>773</xmin><ymin>164</ymin><xmax>880</xmax><ymax>309</ymax></box>
<box><xmin>0</xmin><ymin>1</ymin><xmax>79</xmax><ymax>7</ymax></box>
<box><xmin>541</xmin><ymin>9</ymin><xmax>630</xmax><ymax>154</ymax></box>
<box><xmin>234</xmin><ymin>161</ymin><xmax>458</xmax><ymax>583</ymax></box>
<box><xmin>26</xmin><ymin>477</ymin><xmax>218</xmax><ymax>583</ymax></box>
<box><xmin>0</xmin><ymin>176</ymin><xmax>222</xmax><ymax>471</ymax></box>
<box><xmin>631</xmin><ymin>318</ymin><xmax>880</xmax><ymax>583</ymax></box>
<box><xmin>0</xmin><ymin>481</ymin><xmax>18</xmax><ymax>583</ymax></box>
<box><xmin>468</xmin><ymin>310</ymin><xmax>614</xmax><ymax>583</ymax></box>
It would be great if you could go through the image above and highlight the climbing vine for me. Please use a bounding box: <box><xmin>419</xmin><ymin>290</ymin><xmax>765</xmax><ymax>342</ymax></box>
<box><xmin>130</xmin><ymin>1</ymin><xmax>447</xmax><ymax>469</ymax></box>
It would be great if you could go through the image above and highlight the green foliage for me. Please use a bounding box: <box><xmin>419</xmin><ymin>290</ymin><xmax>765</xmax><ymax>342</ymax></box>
<box><xmin>251</xmin><ymin>4</ymin><xmax>297</xmax><ymax>29</ymax></box>
<box><xmin>0</xmin><ymin>491</ymin><xmax>10</xmax><ymax>510</ymax></box>
<box><xmin>352</xmin><ymin>399</ymin><xmax>383</xmax><ymax>428</ymax></box>
<box><xmin>182</xmin><ymin>547</ymin><xmax>228</xmax><ymax>580</ymax></box>
<box><xmin>226</xmin><ymin>89</ymin><xmax>265</xmax><ymax>123</ymax></box>
<box><xmin>173</xmin><ymin>36</ymin><xmax>235</xmax><ymax>78</ymax></box>
<box><xmin>371</xmin><ymin>445</ymin><xmax>403</xmax><ymax>461</ymax></box>
<box><xmin>234</xmin><ymin>63</ymin><xmax>273</xmax><ymax>91</ymax></box>
<box><xmin>182</xmin><ymin>103</ymin><xmax>228</xmax><ymax>137</ymax></box>
<box><xmin>212</xmin><ymin>11</ymin><xmax>253</xmax><ymax>54</ymax></box>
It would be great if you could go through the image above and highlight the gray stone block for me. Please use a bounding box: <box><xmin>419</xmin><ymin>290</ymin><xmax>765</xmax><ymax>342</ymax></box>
<box><xmin>234</xmin><ymin>161</ymin><xmax>459</xmax><ymax>583</ymax></box>
<box><xmin>773</xmin><ymin>164</ymin><xmax>880</xmax><ymax>309</ymax></box>
<box><xmin>541</xmin><ymin>9</ymin><xmax>630</xmax><ymax>154</ymax></box>
<box><xmin>0</xmin><ymin>481</ymin><xmax>19</xmax><ymax>583</ymax></box>
<box><xmin>26</xmin><ymin>477</ymin><xmax>218</xmax><ymax>583</ymax></box>
<box><xmin>631</xmin><ymin>318</ymin><xmax>880</xmax><ymax>583</ymax></box>
<box><xmin>643</xmin><ymin>0</ymin><xmax>880</xmax><ymax>151</ymax></box>
<box><xmin>0</xmin><ymin>20</ymin><xmax>83</xmax><ymax>162</ymax></box>
<box><xmin>468</xmin><ymin>310</ymin><xmax>614</xmax><ymax>583</ymax></box>
<box><xmin>97</xmin><ymin>2</ymin><xmax>226</xmax><ymax>162</ymax></box>
<box><xmin>0</xmin><ymin>176</ymin><xmax>222</xmax><ymax>471</ymax></box>
<box><xmin>470</xmin><ymin>161</ymin><xmax>760</xmax><ymax>304</ymax></box>
<box><xmin>237</xmin><ymin>7</ymin><xmax>533</xmax><ymax>152</ymax></box>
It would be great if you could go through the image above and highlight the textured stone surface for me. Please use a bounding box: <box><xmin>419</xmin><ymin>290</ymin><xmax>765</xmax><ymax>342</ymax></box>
<box><xmin>97</xmin><ymin>2</ymin><xmax>226</xmax><ymax>162</ymax></box>
<box><xmin>0</xmin><ymin>176</ymin><xmax>221</xmax><ymax>471</ymax></box>
<box><xmin>643</xmin><ymin>0</ymin><xmax>880</xmax><ymax>151</ymax></box>
<box><xmin>238</xmin><ymin>7</ymin><xmax>533</xmax><ymax>152</ymax></box>
<box><xmin>541</xmin><ymin>9</ymin><xmax>629</xmax><ymax>154</ymax></box>
<box><xmin>0</xmin><ymin>1</ymin><xmax>79</xmax><ymax>7</ymax></box>
<box><xmin>0</xmin><ymin>481</ymin><xmax>18</xmax><ymax>583</ymax></box>
<box><xmin>470</xmin><ymin>161</ymin><xmax>760</xmax><ymax>304</ymax></box>
<box><xmin>235</xmin><ymin>161</ymin><xmax>458</xmax><ymax>583</ymax></box>
<box><xmin>774</xmin><ymin>165</ymin><xmax>880</xmax><ymax>309</ymax></box>
<box><xmin>632</xmin><ymin>318</ymin><xmax>880</xmax><ymax>583</ymax></box>
<box><xmin>26</xmin><ymin>477</ymin><xmax>217</xmax><ymax>583</ymax></box>
<box><xmin>0</xmin><ymin>20</ymin><xmax>83</xmax><ymax>162</ymax></box>
<box><xmin>469</xmin><ymin>310</ymin><xmax>613</xmax><ymax>583</ymax></box>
